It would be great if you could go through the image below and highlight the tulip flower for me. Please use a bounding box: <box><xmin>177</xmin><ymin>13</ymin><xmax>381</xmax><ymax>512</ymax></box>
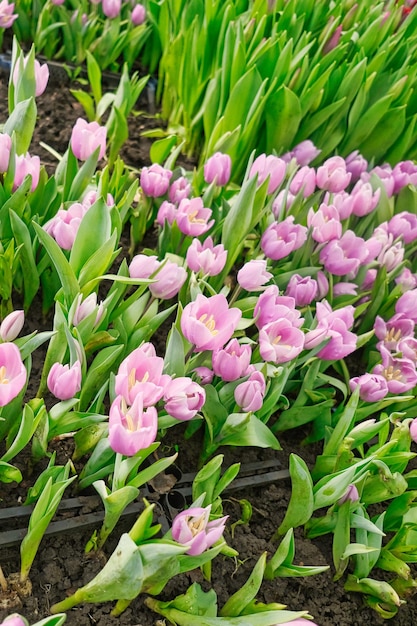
<box><xmin>47</xmin><ymin>360</ymin><xmax>82</xmax><ymax>401</ymax></box>
<box><xmin>374</xmin><ymin>314</ymin><xmax>414</xmax><ymax>352</ymax></box>
<box><xmin>72</xmin><ymin>293</ymin><xmax>104</xmax><ymax>327</ymax></box>
<box><xmin>367</xmin><ymin>164</ymin><xmax>395</xmax><ymax>197</ymax></box>
<box><xmin>237</xmin><ymin>259</ymin><xmax>272</xmax><ymax>292</ymax></box>
<box><xmin>261</xmin><ymin>216</ymin><xmax>308</xmax><ymax>261</ymax></box>
<box><xmin>307</xmin><ymin>203</ymin><xmax>342</xmax><ymax>243</ymax></box>
<box><xmin>304</xmin><ymin>301</ymin><xmax>357</xmax><ymax>360</ymax></box>
<box><xmin>410</xmin><ymin>417</ymin><xmax>417</xmax><ymax>444</ymax></box>
<box><xmin>349</xmin><ymin>373</ymin><xmax>389</xmax><ymax>402</ymax></box>
<box><xmin>13</xmin><ymin>153</ymin><xmax>40</xmax><ymax>192</ymax></box>
<box><xmin>171</xmin><ymin>504</ymin><xmax>228</xmax><ymax>555</ymax></box>
<box><xmin>287</xmin><ymin>140</ymin><xmax>321</xmax><ymax>166</ymax></box>
<box><xmin>395</xmin><ymin>268</ymin><xmax>417</xmax><ymax>291</ymax></box>
<box><xmin>395</xmin><ymin>288</ymin><xmax>417</xmax><ymax>322</ymax></box>
<box><xmin>13</xmin><ymin>57</ymin><xmax>49</xmax><ymax>97</ymax></box>
<box><xmin>373</xmin><ymin>346</ymin><xmax>417</xmax><ymax>394</ymax></box>
<box><xmin>392</xmin><ymin>160</ymin><xmax>417</xmax><ymax>193</ymax></box>
<box><xmin>234</xmin><ymin>370</ymin><xmax>266</xmax><ymax>412</ymax></box>
<box><xmin>289</xmin><ymin>165</ymin><xmax>316</xmax><ymax>197</ymax></box>
<box><xmin>157</xmin><ymin>201</ymin><xmax>177</xmax><ymax>226</ymax></box>
<box><xmin>175</xmin><ymin>197</ymin><xmax>214</xmax><ymax>236</ymax></box>
<box><xmin>338</xmin><ymin>484</ymin><xmax>360</xmax><ymax>505</ymax></box>
<box><xmin>114</xmin><ymin>345</ymin><xmax>170</xmax><ymax>406</ymax></box>
<box><xmin>163</xmin><ymin>377</ymin><xmax>206</xmax><ymax>421</ymax></box>
<box><xmin>349</xmin><ymin>180</ymin><xmax>380</xmax><ymax>217</ymax></box>
<box><xmin>149</xmin><ymin>260</ymin><xmax>187</xmax><ymax>300</ymax></box>
<box><xmin>271</xmin><ymin>189</ymin><xmax>296</xmax><ymax>217</ymax></box>
<box><xmin>387</xmin><ymin>211</ymin><xmax>417</xmax><ymax>244</ymax></box>
<box><xmin>169</xmin><ymin>176</ymin><xmax>191</xmax><ymax>203</ymax></box>
<box><xmin>345</xmin><ymin>150</ymin><xmax>368</xmax><ymax>182</ymax></box>
<box><xmin>70</xmin><ymin>118</ymin><xmax>107</xmax><ymax>161</ymax></box>
<box><xmin>0</xmin><ymin>133</ymin><xmax>11</xmax><ymax>172</ymax></box>
<box><xmin>319</xmin><ymin>230</ymin><xmax>368</xmax><ymax>278</ymax></box>
<box><xmin>193</xmin><ymin>366</ymin><xmax>214</xmax><ymax>384</ymax></box>
<box><xmin>129</xmin><ymin>253</ymin><xmax>160</xmax><ymax>279</ymax></box>
<box><xmin>140</xmin><ymin>163</ymin><xmax>172</xmax><ymax>197</ymax></box>
<box><xmin>259</xmin><ymin>318</ymin><xmax>305</xmax><ymax>364</ymax></box>
<box><xmin>0</xmin><ymin>615</ymin><xmax>27</xmax><ymax>626</ymax></box>
<box><xmin>377</xmin><ymin>241</ymin><xmax>404</xmax><ymax>272</ymax></box>
<box><xmin>186</xmin><ymin>237</ymin><xmax>227</xmax><ymax>276</ymax></box>
<box><xmin>398</xmin><ymin>337</ymin><xmax>417</xmax><ymax>362</ymax></box>
<box><xmin>254</xmin><ymin>286</ymin><xmax>303</xmax><ymax>330</ymax></box>
<box><xmin>109</xmin><ymin>394</ymin><xmax>157</xmax><ymax>455</ymax></box>
<box><xmin>131</xmin><ymin>3</ymin><xmax>146</xmax><ymax>25</ymax></box>
<box><xmin>316</xmin><ymin>156</ymin><xmax>351</xmax><ymax>192</ymax></box>
<box><xmin>212</xmin><ymin>338</ymin><xmax>252</xmax><ymax>382</ymax></box>
<box><xmin>249</xmin><ymin>154</ymin><xmax>286</xmax><ymax>194</ymax></box>
<box><xmin>102</xmin><ymin>0</ymin><xmax>121</xmax><ymax>18</ymax></box>
<box><xmin>0</xmin><ymin>343</ymin><xmax>26</xmax><ymax>407</ymax></box>
<box><xmin>203</xmin><ymin>152</ymin><xmax>232</xmax><ymax>186</ymax></box>
<box><xmin>0</xmin><ymin>0</ymin><xmax>17</xmax><ymax>28</ymax></box>
<box><xmin>285</xmin><ymin>274</ymin><xmax>317</xmax><ymax>307</ymax></box>
<box><xmin>0</xmin><ymin>310</ymin><xmax>24</xmax><ymax>341</ymax></box>
<box><xmin>44</xmin><ymin>202</ymin><xmax>88</xmax><ymax>250</ymax></box>
<box><xmin>181</xmin><ymin>293</ymin><xmax>241</xmax><ymax>352</ymax></box>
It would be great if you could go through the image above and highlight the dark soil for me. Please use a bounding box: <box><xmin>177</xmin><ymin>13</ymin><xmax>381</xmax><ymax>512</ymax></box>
<box><xmin>0</xmin><ymin>69</ymin><xmax>416</xmax><ymax>626</ymax></box>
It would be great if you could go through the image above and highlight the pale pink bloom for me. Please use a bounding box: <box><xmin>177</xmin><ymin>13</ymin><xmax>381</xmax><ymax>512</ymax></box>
<box><xmin>290</xmin><ymin>140</ymin><xmax>321</xmax><ymax>166</ymax></box>
<box><xmin>51</xmin><ymin>0</ymin><xmax>65</xmax><ymax>4</ymax></box>
<box><xmin>181</xmin><ymin>294</ymin><xmax>241</xmax><ymax>352</ymax></box>
<box><xmin>193</xmin><ymin>366</ymin><xmax>214</xmax><ymax>384</ymax></box>
<box><xmin>212</xmin><ymin>338</ymin><xmax>252</xmax><ymax>382</ymax></box>
<box><xmin>176</xmin><ymin>197</ymin><xmax>213</xmax><ymax>236</ymax></box>
<box><xmin>163</xmin><ymin>377</ymin><xmax>206</xmax><ymax>421</ymax></box>
<box><xmin>271</xmin><ymin>189</ymin><xmax>295</xmax><ymax>218</ymax></box>
<box><xmin>237</xmin><ymin>259</ymin><xmax>272</xmax><ymax>292</ymax></box>
<box><xmin>186</xmin><ymin>237</ymin><xmax>227</xmax><ymax>276</ymax></box>
<box><xmin>157</xmin><ymin>201</ymin><xmax>177</xmax><ymax>226</ymax></box>
<box><xmin>0</xmin><ymin>0</ymin><xmax>17</xmax><ymax>27</ymax></box>
<box><xmin>285</xmin><ymin>274</ymin><xmax>317</xmax><ymax>306</ymax></box>
<box><xmin>323</xmin><ymin>24</ymin><xmax>342</xmax><ymax>54</ymax></box>
<box><xmin>333</xmin><ymin>282</ymin><xmax>357</xmax><ymax>296</ymax></box>
<box><xmin>259</xmin><ymin>318</ymin><xmax>305</xmax><ymax>363</ymax></box>
<box><xmin>307</xmin><ymin>203</ymin><xmax>342</xmax><ymax>243</ymax></box>
<box><xmin>169</xmin><ymin>176</ymin><xmax>191</xmax><ymax>203</ymax></box>
<box><xmin>82</xmin><ymin>189</ymin><xmax>115</xmax><ymax>208</ymax></box>
<box><xmin>289</xmin><ymin>165</ymin><xmax>316</xmax><ymax>197</ymax></box>
<box><xmin>410</xmin><ymin>417</ymin><xmax>417</xmax><ymax>443</ymax></box>
<box><xmin>388</xmin><ymin>211</ymin><xmax>417</xmax><ymax>244</ymax></box>
<box><xmin>171</xmin><ymin>505</ymin><xmax>228</xmax><ymax>556</ymax></box>
<box><xmin>367</xmin><ymin>165</ymin><xmax>395</xmax><ymax>197</ymax></box>
<box><xmin>377</xmin><ymin>241</ymin><xmax>404</xmax><ymax>272</ymax></box>
<box><xmin>361</xmin><ymin>269</ymin><xmax>377</xmax><ymax>291</ymax></box>
<box><xmin>254</xmin><ymin>285</ymin><xmax>303</xmax><ymax>329</ymax></box>
<box><xmin>234</xmin><ymin>370</ymin><xmax>266</xmax><ymax>412</ymax></box>
<box><xmin>395</xmin><ymin>267</ymin><xmax>417</xmax><ymax>292</ymax></box>
<box><xmin>304</xmin><ymin>301</ymin><xmax>357</xmax><ymax>360</ymax></box>
<box><xmin>131</xmin><ymin>3</ymin><xmax>146</xmax><ymax>25</ymax></box>
<box><xmin>349</xmin><ymin>180</ymin><xmax>380</xmax><ymax>217</ymax></box>
<box><xmin>316</xmin><ymin>156</ymin><xmax>351</xmax><ymax>193</ymax></box>
<box><xmin>319</xmin><ymin>230</ymin><xmax>368</xmax><ymax>278</ymax></box>
<box><xmin>13</xmin><ymin>57</ymin><xmax>49</xmax><ymax>97</ymax></box>
<box><xmin>364</xmin><ymin>224</ymin><xmax>391</xmax><ymax>262</ymax></box>
<box><xmin>392</xmin><ymin>160</ymin><xmax>417</xmax><ymax>194</ymax></box>
<box><xmin>0</xmin><ymin>310</ymin><xmax>24</xmax><ymax>341</ymax></box>
<box><xmin>109</xmin><ymin>394</ymin><xmax>157</xmax><ymax>456</ymax></box>
<box><xmin>349</xmin><ymin>373</ymin><xmax>389</xmax><ymax>402</ymax></box>
<box><xmin>72</xmin><ymin>293</ymin><xmax>104</xmax><ymax>327</ymax></box>
<box><xmin>374</xmin><ymin>314</ymin><xmax>415</xmax><ymax>352</ymax></box>
<box><xmin>0</xmin><ymin>343</ymin><xmax>26</xmax><ymax>406</ymax></box>
<box><xmin>71</xmin><ymin>118</ymin><xmax>106</xmax><ymax>161</ymax></box>
<box><xmin>373</xmin><ymin>346</ymin><xmax>417</xmax><ymax>394</ymax></box>
<box><xmin>204</xmin><ymin>152</ymin><xmax>232</xmax><ymax>186</ymax></box>
<box><xmin>397</xmin><ymin>337</ymin><xmax>417</xmax><ymax>362</ymax></box>
<box><xmin>0</xmin><ymin>615</ymin><xmax>27</xmax><ymax>626</ymax></box>
<box><xmin>115</xmin><ymin>346</ymin><xmax>170</xmax><ymax>406</ymax></box>
<box><xmin>140</xmin><ymin>163</ymin><xmax>172</xmax><ymax>197</ymax></box>
<box><xmin>261</xmin><ymin>216</ymin><xmax>307</xmax><ymax>261</ymax></box>
<box><xmin>47</xmin><ymin>360</ymin><xmax>81</xmax><ymax>401</ymax></box>
<box><xmin>0</xmin><ymin>133</ymin><xmax>11</xmax><ymax>172</ymax></box>
<box><xmin>338</xmin><ymin>484</ymin><xmax>360</xmax><ymax>504</ymax></box>
<box><xmin>13</xmin><ymin>153</ymin><xmax>40</xmax><ymax>191</ymax></box>
<box><xmin>102</xmin><ymin>0</ymin><xmax>121</xmax><ymax>18</ymax></box>
<box><xmin>395</xmin><ymin>288</ymin><xmax>417</xmax><ymax>322</ymax></box>
<box><xmin>331</xmin><ymin>190</ymin><xmax>353</xmax><ymax>220</ymax></box>
<box><xmin>345</xmin><ymin>150</ymin><xmax>368</xmax><ymax>182</ymax></box>
<box><xmin>249</xmin><ymin>154</ymin><xmax>286</xmax><ymax>194</ymax></box>
<box><xmin>317</xmin><ymin>270</ymin><xmax>329</xmax><ymax>299</ymax></box>
<box><xmin>149</xmin><ymin>260</ymin><xmax>187</xmax><ymax>300</ymax></box>
<box><xmin>129</xmin><ymin>254</ymin><xmax>160</xmax><ymax>279</ymax></box>
<box><xmin>44</xmin><ymin>202</ymin><xmax>88</xmax><ymax>250</ymax></box>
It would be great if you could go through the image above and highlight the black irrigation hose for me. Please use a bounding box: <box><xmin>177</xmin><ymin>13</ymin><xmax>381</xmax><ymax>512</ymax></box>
<box><xmin>0</xmin><ymin>459</ymin><xmax>289</xmax><ymax>547</ymax></box>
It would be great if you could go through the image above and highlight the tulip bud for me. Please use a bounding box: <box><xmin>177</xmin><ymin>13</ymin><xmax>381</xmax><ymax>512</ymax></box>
<box><xmin>0</xmin><ymin>133</ymin><xmax>12</xmax><ymax>172</ymax></box>
<box><xmin>203</xmin><ymin>152</ymin><xmax>232</xmax><ymax>186</ymax></box>
<box><xmin>131</xmin><ymin>3</ymin><xmax>146</xmax><ymax>25</ymax></box>
<box><xmin>47</xmin><ymin>360</ymin><xmax>82</xmax><ymax>400</ymax></box>
<box><xmin>0</xmin><ymin>310</ymin><xmax>24</xmax><ymax>341</ymax></box>
<box><xmin>70</xmin><ymin>118</ymin><xmax>107</xmax><ymax>161</ymax></box>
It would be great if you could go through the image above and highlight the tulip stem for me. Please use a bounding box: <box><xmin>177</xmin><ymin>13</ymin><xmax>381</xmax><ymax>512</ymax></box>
<box><xmin>0</xmin><ymin>564</ymin><xmax>8</xmax><ymax>591</ymax></box>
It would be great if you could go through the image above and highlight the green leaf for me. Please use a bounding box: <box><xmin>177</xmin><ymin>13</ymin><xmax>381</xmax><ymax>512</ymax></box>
<box><xmin>69</xmin><ymin>198</ymin><xmax>112</xmax><ymax>276</ymax></box>
<box><xmin>217</xmin><ymin>413</ymin><xmax>281</xmax><ymax>450</ymax></box>
<box><xmin>4</xmin><ymin>97</ymin><xmax>37</xmax><ymax>153</ymax></box>
<box><xmin>150</xmin><ymin>135</ymin><xmax>178</xmax><ymax>164</ymax></box>
<box><xmin>265</xmin><ymin>86</ymin><xmax>301</xmax><ymax>153</ymax></box>
<box><xmin>277</xmin><ymin>454</ymin><xmax>314</xmax><ymax>535</ymax></box>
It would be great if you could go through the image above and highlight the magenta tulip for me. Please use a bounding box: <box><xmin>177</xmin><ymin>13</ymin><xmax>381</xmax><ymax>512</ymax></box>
<box><xmin>171</xmin><ymin>505</ymin><xmax>228</xmax><ymax>555</ymax></box>
<box><xmin>289</xmin><ymin>140</ymin><xmax>321</xmax><ymax>166</ymax></box>
<box><xmin>102</xmin><ymin>0</ymin><xmax>121</xmax><ymax>18</ymax></box>
<box><xmin>71</xmin><ymin>118</ymin><xmax>106</xmax><ymax>161</ymax></box>
<box><xmin>0</xmin><ymin>615</ymin><xmax>27</xmax><ymax>626</ymax></box>
<box><xmin>44</xmin><ymin>202</ymin><xmax>88</xmax><ymax>250</ymax></box>
<box><xmin>349</xmin><ymin>373</ymin><xmax>389</xmax><ymax>402</ymax></box>
<box><xmin>249</xmin><ymin>154</ymin><xmax>286</xmax><ymax>194</ymax></box>
<box><xmin>203</xmin><ymin>152</ymin><xmax>232</xmax><ymax>186</ymax></box>
<box><xmin>289</xmin><ymin>165</ymin><xmax>316</xmax><ymax>197</ymax></box>
<box><xmin>163</xmin><ymin>377</ymin><xmax>206</xmax><ymax>421</ymax></box>
<box><xmin>115</xmin><ymin>346</ymin><xmax>170</xmax><ymax>406</ymax></box>
<box><xmin>373</xmin><ymin>346</ymin><xmax>417</xmax><ymax>394</ymax></box>
<box><xmin>387</xmin><ymin>211</ymin><xmax>417</xmax><ymax>244</ymax></box>
<box><xmin>169</xmin><ymin>176</ymin><xmax>191</xmax><ymax>203</ymax></box>
<box><xmin>345</xmin><ymin>150</ymin><xmax>368</xmax><ymax>182</ymax></box>
<box><xmin>349</xmin><ymin>180</ymin><xmax>380</xmax><ymax>217</ymax></box>
<box><xmin>285</xmin><ymin>274</ymin><xmax>318</xmax><ymax>307</ymax></box>
<box><xmin>234</xmin><ymin>370</ymin><xmax>266</xmax><ymax>413</ymax></box>
<box><xmin>395</xmin><ymin>288</ymin><xmax>417</xmax><ymax>322</ymax></box>
<box><xmin>316</xmin><ymin>156</ymin><xmax>351</xmax><ymax>192</ymax></box>
<box><xmin>47</xmin><ymin>360</ymin><xmax>81</xmax><ymax>401</ymax></box>
<box><xmin>374</xmin><ymin>314</ymin><xmax>414</xmax><ymax>352</ymax></box>
<box><xmin>129</xmin><ymin>254</ymin><xmax>160</xmax><ymax>279</ymax></box>
<box><xmin>72</xmin><ymin>293</ymin><xmax>104</xmax><ymax>327</ymax></box>
<box><xmin>140</xmin><ymin>163</ymin><xmax>172</xmax><ymax>197</ymax></box>
<box><xmin>319</xmin><ymin>230</ymin><xmax>368</xmax><ymax>278</ymax></box>
<box><xmin>410</xmin><ymin>417</ymin><xmax>417</xmax><ymax>444</ymax></box>
<box><xmin>254</xmin><ymin>286</ymin><xmax>303</xmax><ymax>330</ymax></box>
<box><xmin>261</xmin><ymin>217</ymin><xmax>307</xmax><ymax>261</ymax></box>
<box><xmin>157</xmin><ymin>201</ymin><xmax>177</xmax><ymax>226</ymax></box>
<box><xmin>392</xmin><ymin>160</ymin><xmax>417</xmax><ymax>194</ymax></box>
<box><xmin>109</xmin><ymin>394</ymin><xmax>157</xmax><ymax>455</ymax></box>
<box><xmin>307</xmin><ymin>203</ymin><xmax>342</xmax><ymax>243</ymax></box>
<box><xmin>0</xmin><ymin>343</ymin><xmax>26</xmax><ymax>406</ymax></box>
<box><xmin>186</xmin><ymin>237</ymin><xmax>227</xmax><ymax>276</ymax></box>
<box><xmin>212</xmin><ymin>338</ymin><xmax>252</xmax><ymax>382</ymax></box>
<box><xmin>13</xmin><ymin>57</ymin><xmax>49</xmax><ymax>97</ymax></box>
<box><xmin>181</xmin><ymin>294</ymin><xmax>241</xmax><ymax>352</ymax></box>
<box><xmin>131</xmin><ymin>3</ymin><xmax>146</xmax><ymax>25</ymax></box>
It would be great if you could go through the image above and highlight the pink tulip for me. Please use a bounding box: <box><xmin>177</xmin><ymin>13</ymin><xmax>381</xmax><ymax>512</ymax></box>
<box><xmin>373</xmin><ymin>347</ymin><xmax>417</xmax><ymax>394</ymax></box>
<box><xmin>349</xmin><ymin>373</ymin><xmax>389</xmax><ymax>402</ymax></box>
<box><xmin>338</xmin><ymin>484</ymin><xmax>360</xmax><ymax>504</ymax></box>
<box><xmin>319</xmin><ymin>230</ymin><xmax>368</xmax><ymax>278</ymax></box>
<box><xmin>249</xmin><ymin>154</ymin><xmax>286</xmax><ymax>194</ymax></box>
<box><xmin>157</xmin><ymin>201</ymin><xmax>177</xmax><ymax>226</ymax></box>
<box><xmin>395</xmin><ymin>288</ymin><xmax>417</xmax><ymax>322</ymax></box>
<box><xmin>193</xmin><ymin>366</ymin><xmax>214</xmax><ymax>384</ymax></box>
<box><xmin>71</xmin><ymin>119</ymin><xmax>106</xmax><ymax>161</ymax></box>
<box><xmin>410</xmin><ymin>417</ymin><xmax>417</xmax><ymax>444</ymax></box>
<box><xmin>44</xmin><ymin>202</ymin><xmax>88</xmax><ymax>250</ymax></box>
<box><xmin>140</xmin><ymin>163</ymin><xmax>172</xmax><ymax>197</ymax></box>
<box><xmin>289</xmin><ymin>165</ymin><xmax>316</xmax><ymax>197</ymax></box>
<box><xmin>13</xmin><ymin>57</ymin><xmax>49</xmax><ymax>97</ymax></box>
<box><xmin>0</xmin><ymin>0</ymin><xmax>17</xmax><ymax>28</ymax></box>
<box><xmin>364</xmin><ymin>224</ymin><xmax>391</xmax><ymax>262</ymax></box>
<box><xmin>149</xmin><ymin>260</ymin><xmax>187</xmax><ymax>300</ymax></box>
<box><xmin>237</xmin><ymin>259</ymin><xmax>272</xmax><ymax>292</ymax></box>
<box><xmin>333</xmin><ymin>282</ymin><xmax>357</xmax><ymax>296</ymax></box>
<box><xmin>186</xmin><ymin>237</ymin><xmax>227</xmax><ymax>276</ymax></box>
<box><xmin>367</xmin><ymin>165</ymin><xmax>395</xmax><ymax>197</ymax></box>
<box><xmin>0</xmin><ymin>310</ymin><xmax>24</xmax><ymax>341</ymax></box>
<box><xmin>13</xmin><ymin>153</ymin><xmax>40</xmax><ymax>192</ymax></box>
<box><xmin>115</xmin><ymin>346</ymin><xmax>170</xmax><ymax>406</ymax></box>
<box><xmin>398</xmin><ymin>337</ymin><xmax>417</xmax><ymax>362</ymax></box>
<box><xmin>285</xmin><ymin>274</ymin><xmax>318</xmax><ymax>307</ymax></box>
<box><xmin>254</xmin><ymin>286</ymin><xmax>303</xmax><ymax>330</ymax></box>
<box><xmin>163</xmin><ymin>377</ymin><xmax>206</xmax><ymax>421</ymax></box>
<box><xmin>331</xmin><ymin>190</ymin><xmax>354</xmax><ymax>220</ymax></box>
<box><xmin>109</xmin><ymin>394</ymin><xmax>157</xmax><ymax>456</ymax></box>
<box><xmin>304</xmin><ymin>301</ymin><xmax>357</xmax><ymax>361</ymax></box>
<box><xmin>176</xmin><ymin>197</ymin><xmax>214</xmax><ymax>236</ymax></box>
<box><xmin>82</xmin><ymin>189</ymin><xmax>115</xmax><ymax>209</ymax></box>
<box><xmin>0</xmin><ymin>343</ymin><xmax>26</xmax><ymax>407</ymax></box>
<box><xmin>349</xmin><ymin>180</ymin><xmax>380</xmax><ymax>217</ymax></box>
<box><xmin>345</xmin><ymin>150</ymin><xmax>368</xmax><ymax>182</ymax></box>
<box><xmin>271</xmin><ymin>189</ymin><xmax>296</xmax><ymax>218</ymax></box>
<box><xmin>204</xmin><ymin>152</ymin><xmax>232</xmax><ymax>186</ymax></box>
<box><xmin>234</xmin><ymin>370</ymin><xmax>266</xmax><ymax>412</ymax></box>
<box><xmin>288</xmin><ymin>140</ymin><xmax>321</xmax><ymax>166</ymax></box>
<box><xmin>171</xmin><ymin>504</ymin><xmax>228</xmax><ymax>555</ymax></box>
<box><xmin>181</xmin><ymin>294</ymin><xmax>241</xmax><ymax>352</ymax></box>
<box><xmin>131</xmin><ymin>3</ymin><xmax>146</xmax><ymax>25</ymax></box>
<box><xmin>395</xmin><ymin>268</ymin><xmax>417</xmax><ymax>292</ymax></box>
<box><xmin>0</xmin><ymin>133</ymin><xmax>11</xmax><ymax>172</ymax></box>
<box><xmin>316</xmin><ymin>156</ymin><xmax>351</xmax><ymax>192</ymax></box>
<box><xmin>374</xmin><ymin>314</ymin><xmax>414</xmax><ymax>352</ymax></box>
<box><xmin>212</xmin><ymin>338</ymin><xmax>251</xmax><ymax>382</ymax></box>
<box><xmin>129</xmin><ymin>254</ymin><xmax>160</xmax><ymax>279</ymax></box>
<box><xmin>387</xmin><ymin>211</ymin><xmax>417</xmax><ymax>244</ymax></box>
<box><xmin>72</xmin><ymin>293</ymin><xmax>104</xmax><ymax>327</ymax></box>
<box><xmin>392</xmin><ymin>160</ymin><xmax>417</xmax><ymax>194</ymax></box>
<box><xmin>307</xmin><ymin>203</ymin><xmax>342</xmax><ymax>243</ymax></box>
<box><xmin>377</xmin><ymin>241</ymin><xmax>404</xmax><ymax>272</ymax></box>
<box><xmin>102</xmin><ymin>0</ymin><xmax>121</xmax><ymax>18</ymax></box>
<box><xmin>259</xmin><ymin>318</ymin><xmax>305</xmax><ymax>364</ymax></box>
<box><xmin>169</xmin><ymin>176</ymin><xmax>191</xmax><ymax>203</ymax></box>
<box><xmin>261</xmin><ymin>216</ymin><xmax>307</xmax><ymax>261</ymax></box>
<box><xmin>47</xmin><ymin>360</ymin><xmax>81</xmax><ymax>400</ymax></box>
